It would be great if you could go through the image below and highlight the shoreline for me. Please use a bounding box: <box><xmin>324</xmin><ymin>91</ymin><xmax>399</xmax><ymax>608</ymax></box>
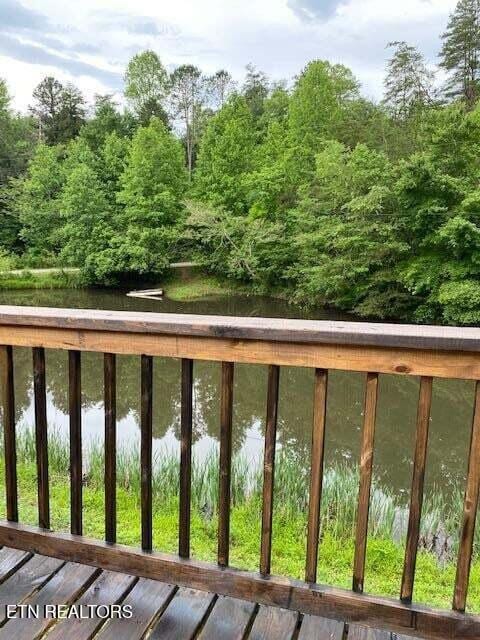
<box><xmin>3</xmin><ymin>427</ymin><xmax>479</xmax><ymax>612</ymax></box>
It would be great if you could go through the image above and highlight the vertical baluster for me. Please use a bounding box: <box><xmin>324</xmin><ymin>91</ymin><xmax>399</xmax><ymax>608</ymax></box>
<box><xmin>218</xmin><ymin>361</ymin><xmax>234</xmax><ymax>567</ymax></box>
<box><xmin>104</xmin><ymin>353</ymin><xmax>116</xmax><ymax>545</ymax></box>
<box><xmin>33</xmin><ymin>347</ymin><xmax>49</xmax><ymax>529</ymax></box>
<box><xmin>305</xmin><ymin>368</ymin><xmax>328</xmax><ymax>584</ymax></box>
<box><xmin>352</xmin><ymin>372</ymin><xmax>378</xmax><ymax>593</ymax></box>
<box><xmin>260</xmin><ymin>365</ymin><xmax>280</xmax><ymax>577</ymax></box>
<box><xmin>453</xmin><ymin>381</ymin><xmax>480</xmax><ymax>612</ymax></box>
<box><xmin>400</xmin><ymin>376</ymin><xmax>433</xmax><ymax>603</ymax></box>
<box><xmin>69</xmin><ymin>350</ymin><xmax>82</xmax><ymax>536</ymax></box>
<box><xmin>141</xmin><ymin>355</ymin><xmax>153</xmax><ymax>552</ymax></box>
<box><xmin>0</xmin><ymin>346</ymin><xmax>17</xmax><ymax>522</ymax></box>
<box><xmin>179</xmin><ymin>358</ymin><xmax>193</xmax><ymax>558</ymax></box>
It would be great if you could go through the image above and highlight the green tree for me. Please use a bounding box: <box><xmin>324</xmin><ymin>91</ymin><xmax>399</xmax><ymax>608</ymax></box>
<box><xmin>17</xmin><ymin>143</ymin><xmax>65</xmax><ymax>260</ymax></box>
<box><xmin>56</xmin><ymin>84</ymin><xmax>86</xmax><ymax>142</ymax></box>
<box><xmin>114</xmin><ymin>118</ymin><xmax>187</xmax><ymax>276</ymax></box>
<box><xmin>30</xmin><ymin>77</ymin><xmax>85</xmax><ymax>144</ymax></box>
<box><xmin>124</xmin><ymin>51</ymin><xmax>170</xmax><ymax>126</ymax></box>
<box><xmin>286</xmin><ymin>142</ymin><xmax>410</xmax><ymax>318</ymax></box>
<box><xmin>440</xmin><ymin>0</ymin><xmax>480</xmax><ymax>107</ymax></box>
<box><xmin>98</xmin><ymin>132</ymin><xmax>130</xmax><ymax>205</ymax></box>
<box><xmin>206</xmin><ymin>70</ymin><xmax>236</xmax><ymax>109</ymax></box>
<box><xmin>0</xmin><ymin>79</ymin><xmax>36</xmax><ymax>252</ymax></box>
<box><xmin>194</xmin><ymin>96</ymin><xmax>256</xmax><ymax>213</ymax></box>
<box><xmin>30</xmin><ymin>76</ymin><xmax>63</xmax><ymax>144</ymax></box>
<box><xmin>169</xmin><ymin>65</ymin><xmax>207</xmax><ymax>177</ymax></box>
<box><xmin>289</xmin><ymin>60</ymin><xmax>360</xmax><ymax>152</ymax></box>
<box><xmin>384</xmin><ymin>41</ymin><xmax>434</xmax><ymax>117</ymax></box>
<box><xmin>243</xmin><ymin>64</ymin><xmax>269</xmax><ymax>120</ymax></box>
<box><xmin>79</xmin><ymin>95</ymin><xmax>136</xmax><ymax>152</ymax></box>
<box><xmin>59</xmin><ymin>163</ymin><xmax>110</xmax><ymax>269</ymax></box>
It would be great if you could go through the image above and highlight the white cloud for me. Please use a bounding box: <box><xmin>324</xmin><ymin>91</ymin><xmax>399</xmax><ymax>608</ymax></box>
<box><xmin>0</xmin><ymin>0</ymin><xmax>459</xmax><ymax>111</ymax></box>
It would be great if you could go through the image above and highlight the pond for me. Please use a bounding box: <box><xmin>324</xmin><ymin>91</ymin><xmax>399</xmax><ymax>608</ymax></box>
<box><xmin>0</xmin><ymin>283</ymin><xmax>474</xmax><ymax>501</ymax></box>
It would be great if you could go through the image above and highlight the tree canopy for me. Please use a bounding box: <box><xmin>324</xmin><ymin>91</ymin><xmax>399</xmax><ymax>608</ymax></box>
<box><xmin>3</xmin><ymin>0</ymin><xmax>480</xmax><ymax>325</ymax></box>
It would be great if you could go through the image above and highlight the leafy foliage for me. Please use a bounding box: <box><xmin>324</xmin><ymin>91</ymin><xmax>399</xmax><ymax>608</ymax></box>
<box><xmin>5</xmin><ymin>10</ymin><xmax>480</xmax><ymax>325</ymax></box>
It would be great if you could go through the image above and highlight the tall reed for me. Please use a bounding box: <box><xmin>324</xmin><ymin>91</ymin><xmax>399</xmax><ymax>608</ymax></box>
<box><xmin>9</xmin><ymin>427</ymin><xmax>477</xmax><ymax>559</ymax></box>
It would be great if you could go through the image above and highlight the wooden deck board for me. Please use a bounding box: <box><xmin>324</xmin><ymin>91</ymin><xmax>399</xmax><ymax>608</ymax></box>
<box><xmin>0</xmin><ymin>547</ymin><xmax>31</xmax><ymax>584</ymax></box>
<box><xmin>149</xmin><ymin>586</ymin><xmax>216</xmax><ymax>640</ymax></box>
<box><xmin>0</xmin><ymin>561</ymin><xmax>97</xmax><ymax>639</ymax></box>
<box><xmin>248</xmin><ymin>604</ymin><xmax>299</xmax><ymax>640</ymax></box>
<box><xmin>0</xmin><ymin>554</ymin><xmax>63</xmax><ymax>623</ymax></box>
<box><xmin>197</xmin><ymin>595</ymin><xmax>256</xmax><ymax>640</ymax></box>
<box><xmin>0</xmin><ymin>548</ymin><xmax>431</xmax><ymax>640</ymax></box>
<box><xmin>45</xmin><ymin>570</ymin><xmax>135</xmax><ymax>640</ymax></box>
<box><xmin>298</xmin><ymin>614</ymin><xmax>345</xmax><ymax>640</ymax></box>
<box><xmin>94</xmin><ymin>578</ymin><xmax>175</xmax><ymax>640</ymax></box>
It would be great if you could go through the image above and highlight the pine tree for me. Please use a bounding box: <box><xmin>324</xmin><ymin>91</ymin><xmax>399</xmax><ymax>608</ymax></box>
<box><xmin>30</xmin><ymin>76</ymin><xmax>64</xmax><ymax>144</ymax></box>
<box><xmin>440</xmin><ymin>0</ymin><xmax>480</xmax><ymax>108</ymax></box>
<box><xmin>30</xmin><ymin>77</ymin><xmax>86</xmax><ymax>144</ymax></box>
<box><xmin>383</xmin><ymin>41</ymin><xmax>434</xmax><ymax>117</ymax></box>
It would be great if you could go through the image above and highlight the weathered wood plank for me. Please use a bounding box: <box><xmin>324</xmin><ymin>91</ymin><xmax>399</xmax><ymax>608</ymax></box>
<box><xmin>352</xmin><ymin>373</ymin><xmax>378</xmax><ymax>593</ymax></box>
<box><xmin>249</xmin><ymin>604</ymin><xmax>298</xmax><ymax>640</ymax></box>
<box><xmin>69</xmin><ymin>350</ymin><xmax>82</xmax><ymax>536</ymax></box>
<box><xmin>1</xmin><ymin>524</ymin><xmax>480</xmax><ymax>640</ymax></box>
<box><xmin>0</xmin><ymin>554</ymin><xmax>63</xmax><ymax>622</ymax></box>
<box><xmin>179</xmin><ymin>358</ymin><xmax>193</xmax><ymax>558</ymax></box>
<box><xmin>0</xmin><ymin>561</ymin><xmax>97</xmax><ymax>639</ymax></box>
<box><xmin>141</xmin><ymin>355</ymin><xmax>153</xmax><ymax>552</ymax></box>
<box><xmin>149</xmin><ymin>587</ymin><xmax>215</xmax><ymax>640</ymax></box>
<box><xmin>260</xmin><ymin>365</ymin><xmax>280</xmax><ymax>577</ymax></box>
<box><xmin>0</xmin><ymin>547</ymin><xmax>31</xmax><ymax>584</ymax></box>
<box><xmin>218</xmin><ymin>362</ymin><xmax>234</xmax><ymax>567</ymax></box>
<box><xmin>197</xmin><ymin>595</ymin><xmax>256</xmax><ymax>640</ymax></box>
<box><xmin>353</xmin><ymin>372</ymin><xmax>379</xmax><ymax>593</ymax></box>
<box><xmin>297</xmin><ymin>614</ymin><xmax>344</xmax><ymax>640</ymax></box>
<box><xmin>33</xmin><ymin>347</ymin><xmax>49</xmax><ymax>530</ymax></box>
<box><xmin>401</xmin><ymin>376</ymin><xmax>433</xmax><ymax>603</ymax></box>
<box><xmin>46</xmin><ymin>570</ymin><xmax>135</xmax><ymax>640</ymax></box>
<box><xmin>348</xmin><ymin>625</ymin><xmax>392</xmax><ymax>640</ymax></box>
<box><xmin>4</xmin><ymin>326</ymin><xmax>480</xmax><ymax>380</ymax></box>
<box><xmin>453</xmin><ymin>381</ymin><xmax>480</xmax><ymax>612</ymax></box>
<box><xmin>95</xmin><ymin>579</ymin><xmax>175</xmax><ymax>640</ymax></box>
<box><xmin>0</xmin><ymin>346</ymin><xmax>17</xmax><ymax>522</ymax></box>
<box><xmin>104</xmin><ymin>353</ymin><xmax>116</xmax><ymax>545</ymax></box>
<box><xmin>306</xmin><ymin>369</ymin><xmax>328</xmax><ymax>584</ymax></box>
<box><xmin>2</xmin><ymin>306</ymin><xmax>480</xmax><ymax>354</ymax></box>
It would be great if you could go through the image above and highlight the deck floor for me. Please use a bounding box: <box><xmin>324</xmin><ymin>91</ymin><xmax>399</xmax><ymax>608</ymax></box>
<box><xmin>0</xmin><ymin>546</ymin><xmax>416</xmax><ymax>640</ymax></box>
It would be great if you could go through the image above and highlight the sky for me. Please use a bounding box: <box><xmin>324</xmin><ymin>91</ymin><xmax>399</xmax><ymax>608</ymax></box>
<box><xmin>0</xmin><ymin>0</ymin><xmax>458</xmax><ymax>112</ymax></box>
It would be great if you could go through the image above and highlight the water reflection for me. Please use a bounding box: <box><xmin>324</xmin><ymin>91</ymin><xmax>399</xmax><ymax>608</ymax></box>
<box><xmin>0</xmin><ymin>285</ymin><xmax>474</xmax><ymax>497</ymax></box>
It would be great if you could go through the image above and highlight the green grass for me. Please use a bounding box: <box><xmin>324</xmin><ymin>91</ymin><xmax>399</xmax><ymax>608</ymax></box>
<box><xmin>4</xmin><ymin>428</ymin><xmax>480</xmax><ymax>612</ymax></box>
<box><xmin>164</xmin><ymin>272</ymin><xmax>247</xmax><ymax>301</ymax></box>
<box><xmin>0</xmin><ymin>270</ymin><xmax>82</xmax><ymax>290</ymax></box>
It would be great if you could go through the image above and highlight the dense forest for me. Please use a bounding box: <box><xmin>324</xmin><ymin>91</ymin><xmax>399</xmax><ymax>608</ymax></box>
<box><xmin>2</xmin><ymin>0</ymin><xmax>480</xmax><ymax>325</ymax></box>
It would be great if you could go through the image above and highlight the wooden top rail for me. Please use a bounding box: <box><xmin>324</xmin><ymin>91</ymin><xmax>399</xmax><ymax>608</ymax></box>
<box><xmin>1</xmin><ymin>305</ymin><xmax>480</xmax><ymax>352</ymax></box>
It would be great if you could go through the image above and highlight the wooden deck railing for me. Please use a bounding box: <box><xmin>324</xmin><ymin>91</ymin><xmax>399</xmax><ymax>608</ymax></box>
<box><xmin>0</xmin><ymin>306</ymin><xmax>479</xmax><ymax>639</ymax></box>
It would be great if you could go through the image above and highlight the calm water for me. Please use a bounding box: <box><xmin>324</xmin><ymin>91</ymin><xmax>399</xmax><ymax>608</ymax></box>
<box><xmin>0</xmin><ymin>284</ymin><xmax>474</xmax><ymax>499</ymax></box>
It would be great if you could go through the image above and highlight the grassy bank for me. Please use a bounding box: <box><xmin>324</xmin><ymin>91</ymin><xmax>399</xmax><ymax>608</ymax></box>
<box><xmin>163</xmin><ymin>271</ymin><xmax>247</xmax><ymax>301</ymax></box>
<box><xmin>0</xmin><ymin>269</ymin><xmax>82</xmax><ymax>290</ymax></box>
<box><xmin>0</xmin><ymin>265</ymin><xmax>242</xmax><ymax>300</ymax></box>
<box><xmin>3</xmin><ymin>428</ymin><xmax>480</xmax><ymax>612</ymax></box>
